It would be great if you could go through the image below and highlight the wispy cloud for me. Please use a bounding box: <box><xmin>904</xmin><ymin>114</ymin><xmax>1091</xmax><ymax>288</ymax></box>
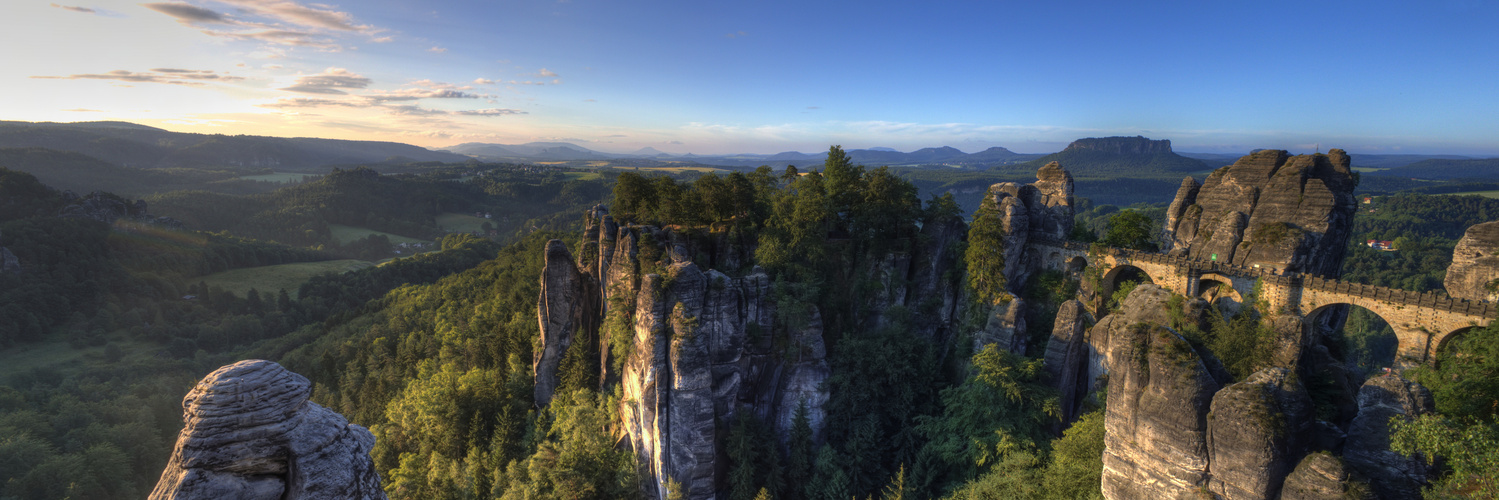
<box><xmin>31</xmin><ymin>68</ymin><xmax>245</xmax><ymax>86</ymax></box>
<box><xmin>143</xmin><ymin>2</ymin><xmax>235</xmax><ymax>24</ymax></box>
<box><xmin>50</xmin><ymin>3</ymin><xmax>95</xmax><ymax>13</ymax></box>
<box><xmin>724</xmin><ymin>30</ymin><xmax>748</xmax><ymax>38</ymax></box>
<box><xmin>142</xmin><ymin>0</ymin><xmax>382</xmax><ymax>50</ymax></box>
<box><xmin>280</xmin><ymin>67</ymin><xmax>371</xmax><ymax>94</ymax></box>
<box><xmin>429</xmin><ymin>46</ymin><xmax>447</xmax><ymax>53</ymax></box>
<box><xmin>455</xmin><ymin>108</ymin><xmax>526</xmax><ymax>116</ymax></box>
<box><xmin>61</xmin><ymin>108</ymin><xmax>102</xmax><ymax>112</ymax></box>
<box><xmin>536</xmin><ymin>68</ymin><xmax>558</xmax><ymax>77</ymax></box>
<box><xmin>474</xmin><ymin>78</ymin><xmax>495</xmax><ymax>85</ymax></box>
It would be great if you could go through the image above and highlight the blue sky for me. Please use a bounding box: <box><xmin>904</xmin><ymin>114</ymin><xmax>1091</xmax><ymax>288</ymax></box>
<box><xmin>5</xmin><ymin>0</ymin><xmax>1498</xmax><ymax>155</ymax></box>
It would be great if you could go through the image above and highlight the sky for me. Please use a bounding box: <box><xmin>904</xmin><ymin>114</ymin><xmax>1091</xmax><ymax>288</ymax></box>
<box><xmin>3</xmin><ymin>0</ymin><xmax>1498</xmax><ymax>156</ymax></box>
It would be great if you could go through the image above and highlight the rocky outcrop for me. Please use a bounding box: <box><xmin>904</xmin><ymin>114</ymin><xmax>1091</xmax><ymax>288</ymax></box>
<box><xmin>1280</xmin><ymin>452</ymin><xmax>1375</xmax><ymax>500</ymax></box>
<box><xmin>975</xmin><ymin>298</ymin><xmax>1027</xmax><ymax>355</ymax></box>
<box><xmin>1162</xmin><ymin>149</ymin><xmax>1357</xmax><ymax>276</ymax></box>
<box><xmin>149</xmin><ymin>360</ymin><xmax>383</xmax><ymax>500</ymax></box>
<box><xmin>1344</xmin><ymin>374</ymin><xmax>1433</xmax><ymax>499</ymax></box>
<box><xmin>57</xmin><ymin>191</ymin><xmax>183</xmax><ymax>229</ymax></box>
<box><xmin>1064</xmin><ymin>136</ymin><xmax>1175</xmax><ymax>155</ymax></box>
<box><xmin>553</xmin><ymin>199</ymin><xmax>971</xmax><ymax>499</ymax></box>
<box><xmin>0</xmin><ymin>230</ymin><xmax>18</xmax><ymax>275</ymax></box>
<box><xmin>535</xmin><ymin>239</ymin><xmax>595</xmax><ymax>406</ymax></box>
<box><xmin>981</xmin><ymin>163</ymin><xmax>1077</xmax><ymax>293</ymax></box>
<box><xmin>1444</xmin><ymin>220</ymin><xmax>1499</xmax><ymax>301</ymax></box>
<box><xmin>1099</xmin><ymin>286</ymin><xmax>1222</xmax><ymax>500</ymax></box>
<box><xmin>1206</xmin><ymin>367</ymin><xmax>1314</xmax><ymax>500</ymax></box>
<box><xmin>1042</xmin><ymin>300</ymin><xmax>1091</xmax><ymax>424</ymax></box>
<box><xmin>906</xmin><ymin>213</ymin><xmax>966</xmax><ymax>341</ymax></box>
<box><xmin>1161</xmin><ymin>177</ymin><xmax>1201</xmax><ymax>252</ymax></box>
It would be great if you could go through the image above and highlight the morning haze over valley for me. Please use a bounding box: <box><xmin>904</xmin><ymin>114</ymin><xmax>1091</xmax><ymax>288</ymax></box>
<box><xmin>2</xmin><ymin>1</ymin><xmax>1498</xmax><ymax>499</ymax></box>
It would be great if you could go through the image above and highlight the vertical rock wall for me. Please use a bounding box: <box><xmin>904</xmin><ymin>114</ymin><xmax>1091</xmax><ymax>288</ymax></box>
<box><xmin>1444</xmin><ymin>220</ymin><xmax>1499</xmax><ymax>301</ymax></box>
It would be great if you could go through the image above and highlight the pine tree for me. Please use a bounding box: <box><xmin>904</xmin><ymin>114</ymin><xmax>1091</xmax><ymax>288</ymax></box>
<box><xmin>783</xmin><ymin>399</ymin><xmax>816</xmax><ymax>500</ymax></box>
<box><xmin>965</xmin><ymin>189</ymin><xmax>1009</xmax><ymax>305</ymax></box>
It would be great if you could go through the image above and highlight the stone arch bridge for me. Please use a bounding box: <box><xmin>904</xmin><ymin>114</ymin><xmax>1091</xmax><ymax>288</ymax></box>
<box><xmin>1028</xmin><ymin>237</ymin><xmax>1498</xmax><ymax>366</ymax></box>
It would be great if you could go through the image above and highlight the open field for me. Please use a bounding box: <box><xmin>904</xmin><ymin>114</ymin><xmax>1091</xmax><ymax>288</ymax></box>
<box><xmin>200</xmin><ymin>259</ymin><xmax>372</xmax><ymax>298</ymax></box>
<box><xmin>1351</xmin><ymin>167</ymin><xmax>1390</xmax><ymax>173</ymax></box>
<box><xmin>561</xmin><ymin>171</ymin><xmax>604</xmax><ymax>180</ymax></box>
<box><xmin>328</xmin><ymin>224</ymin><xmax>431</xmax><ymax>245</ymax></box>
<box><xmin>1439</xmin><ymin>190</ymin><xmax>1499</xmax><ymax>199</ymax></box>
<box><xmin>635</xmin><ymin>166</ymin><xmax>730</xmax><ymax>173</ymax></box>
<box><xmin>435</xmin><ymin>212</ymin><xmax>492</xmax><ymax>233</ymax></box>
<box><xmin>240</xmin><ymin>172</ymin><xmax>320</xmax><ymax>183</ymax></box>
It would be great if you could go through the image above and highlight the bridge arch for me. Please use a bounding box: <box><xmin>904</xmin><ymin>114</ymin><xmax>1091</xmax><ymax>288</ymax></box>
<box><xmin>1433</xmin><ymin>325</ymin><xmax>1485</xmax><ymax>367</ymax></box>
<box><xmin>1100</xmin><ymin>264</ymin><xmax>1156</xmax><ymax>312</ymax></box>
<box><xmin>1196</xmin><ymin>273</ymin><xmax>1244</xmax><ymax>315</ymax></box>
<box><xmin>1303</xmin><ymin>303</ymin><xmax>1400</xmax><ymax>374</ymax></box>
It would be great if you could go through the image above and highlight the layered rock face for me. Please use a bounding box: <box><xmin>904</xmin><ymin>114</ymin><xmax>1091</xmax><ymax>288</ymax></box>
<box><xmin>1162</xmin><ymin>149</ymin><xmax>1357</xmax><ymax>276</ymax></box>
<box><xmin>1042</xmin><ymin>300</ymin><xmax>1092</xmax><ymax>424</ymax></box>
<box><xmin>545</xmin><ymin>206</ymin><xmax>898</xmax><ymax>499</ymax></box>
<box><xmin>1444</xmin><ymin>220</ymin><xmax>1499</xmax><ymax>301</ymax></box>
<box><xmin>1206</xmin><ymin>367</ymin><xmax>1313</xmax><ymax>500</ymax></box>
<box><xmin>150</xmin><ymin>360</ymin><xmax>384</xmax><ymax>500</ymax></box>
<box><xmin>1098</xmin><ymin>286</ymin><xmax>1223</xmax><ymax>500</ymax></box>
<box><xmin>1344</xmin><ymin>375</ymin><xmax>1434</xmax><ymax>499</ymax></box>
<box><xmin>982</xmin><ymin>162</ymin><xmax>1076</xmax><ymax>297</ymax></box>
<box><xmin>534</xmin><ymin>239</ymin><xmax>596</xmax><ymax>406</ymax></box>
<box><xmin>1280</xmin><ymin>453</ymin><xmax>1375</xmax><ymax>500</ymax></box>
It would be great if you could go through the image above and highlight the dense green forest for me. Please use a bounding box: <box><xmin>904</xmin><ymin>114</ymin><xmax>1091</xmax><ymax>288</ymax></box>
<box><xmin>2</xmin><ymin>146</ymin><xmax>1498</xmax><ymax>499</ymax></box>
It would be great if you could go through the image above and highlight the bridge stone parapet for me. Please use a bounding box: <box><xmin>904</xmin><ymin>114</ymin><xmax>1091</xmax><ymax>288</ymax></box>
<box><xmin>1025</xmin><ymin>238</ymin><xmax>1496</xmax><ymax>366</ymax></box>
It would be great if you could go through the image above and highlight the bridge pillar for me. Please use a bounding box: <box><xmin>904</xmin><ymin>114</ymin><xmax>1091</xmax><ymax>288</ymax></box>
<box><xmin>1392</xmin><ymin>326</ymin><xmax>1433</xmax><ymax>369</ymax></box>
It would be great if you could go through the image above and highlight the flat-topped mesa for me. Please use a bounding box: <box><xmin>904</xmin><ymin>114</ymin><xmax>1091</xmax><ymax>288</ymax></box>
<box><xmin>149</xmin><ymin>360</ymin><xmax>384</xmax><ymax>500</ymax></box>
<box><xmin>1444</xmin><ymin>220</ymin><xmax>1499</xmax><ymax>301</ymax></box>
<box><xmin>1063</xmin><ymin>135</ymin><xmax>1174</xmax><ymax>155</ymax></box>
<box><xmin>1163</xmin><ymin>149</ymin><xmax>1357</xmax><ymax>277</ymax></box>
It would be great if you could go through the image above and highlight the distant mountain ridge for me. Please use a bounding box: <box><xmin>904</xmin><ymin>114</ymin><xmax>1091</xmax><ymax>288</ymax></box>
<box><xmin>0</xmin><ymin>120</ymin><xmax>468</xmax><ymax>170</ymax></box>
<box><xmin>1367</xmin><ymin>158</ymin><xmax>1499</xmax><ymax>180</ymax></box>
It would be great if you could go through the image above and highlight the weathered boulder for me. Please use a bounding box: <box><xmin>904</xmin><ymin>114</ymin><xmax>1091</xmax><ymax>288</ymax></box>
<box><xmin>149</xmin><ymin>360</ymin><xmax>384</xmax><ymax>500</ymax></box>
<box><xmin>1099</xmin><ymin>286</ymin><xmax>1222</xmax><ymax>500</ymax></box>
<box><xmin>1163</xmin><ymin>150</ymin><xmax>1357</xmax><ymax>276</ymax></box>
<box><xmin>1344</xmin><ymin>374</ymin><xmax>1433</xmax><ymax>499</ymax></box>
<box><xmin>1444</xmin><ymin>220</ymin><xmax>1499</xmax><ymax>301</ymax></box>
<box><xmin>1042</xmin><ymin>300</ymin><xmax>1091</xmax><ymax>424</ymax></box>
<box><xmin>1206</xmin><ymin>367</ymin><xmax>1314</xmax><ymax>500</ymax></box>
<box><xmin>535</xmin><ymin>239</ymin><xmax>594</xmax><ymax>407</ymax></box>
<box><xmin>1028</xmin><ymin>161</ymin><xmax>1075</xmax><ymax>240</ymax></box>
<box><xmin>1279</xmin><ymin>452</ymin><xmax>1375</xmax><ymax>500</ymax></box>
<box><xmin>975</xmin><ymin>298</ymin><xmax>1027</xmax><ymax>355</ymax></box>
<box><xmin>1161</xmin><ymin>177</ymin><xmax>1201</xmax><ymax>252</ymax></box>
<box><xmin>1083</xmin><ymin>284</ymin><xmax>1181</xmax><ymax>395</ymax></box>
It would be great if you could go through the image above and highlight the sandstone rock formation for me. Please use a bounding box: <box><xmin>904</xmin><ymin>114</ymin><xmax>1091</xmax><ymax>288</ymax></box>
<box><xmin>1444</xmin><ymin>220</ymin><xmax>1499</xmax><ymax>301</ymax></box>
<box><xmin>1344</xmin><ymin>374</ymin><xmax>1433</xmax><ymax>499</ymax></box>
<box><xmin>1099</xmin><ymin>286</ymin><xmax>1222</xmax><ymax>500</ymax></box>
<box><xmin>1042</xmin><ymin>300</ymin><xmax>1092</xmax><ymax>424</ymax></box>
<box><xmin>536</xmin><ymin>196</ymin><xmax>979</xmax><ymax>499</ymax></box>
<box><xmin>1162</xmin><ymin>149</ymin><xmax>1357</xmax><ymax>277</ymax></box>
<box><xmin>1206</xmin><ymin>367</ymin><xmax>1314</xmax><ymax>500</ymax></box>
<box><xmin>1279</xmin><ymin>452</ymin><xmax>1375</xmax><ymax>500</ymax></box>
<box><xmin>980</xmin><ymin>163</ymin><xmax>1076</xmax><ymax>294</ymax></box>
<box><xmin>535</xmin><ymin>239</ymin><xmax>596</xmax><ymax>406</ymax></box>
<box><xmin>149</xmin><ymin>360</ymin><xmax>384</xmax><ymax>500</ymax></box>
<box><xmin>975</xmin><ymin>298</ymin><xmax>1026</xmax><ymax>355</ymax></box>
